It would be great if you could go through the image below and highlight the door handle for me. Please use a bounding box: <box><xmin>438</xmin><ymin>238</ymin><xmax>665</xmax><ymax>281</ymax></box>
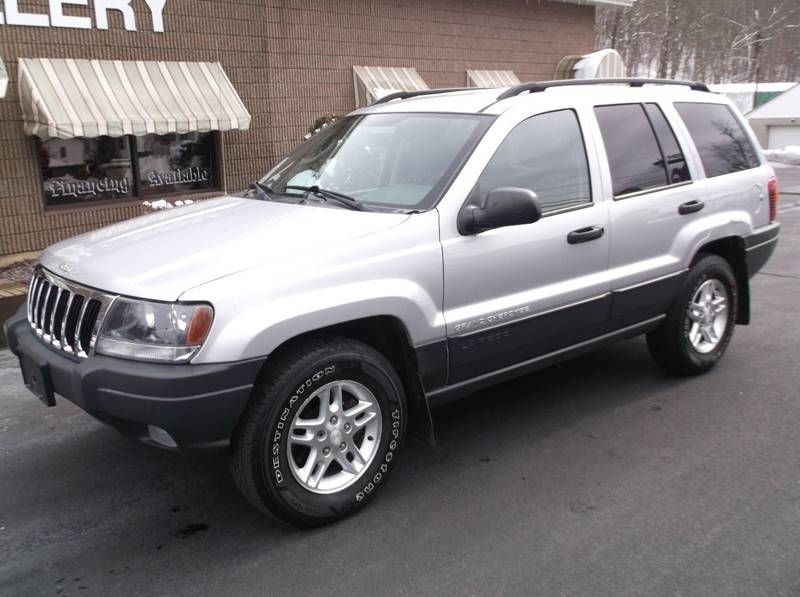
<box><xmin>567</xmin><ymin>226</ymin><xmax>605</xmax><ymax>244</ymax></box>
<box><xmin>678</xmin><ymin>200</ymin><xmax>705</xmax><ymax>215</ymax></box>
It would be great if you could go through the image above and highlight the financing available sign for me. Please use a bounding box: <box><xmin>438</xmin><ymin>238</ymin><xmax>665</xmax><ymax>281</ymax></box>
<box><xmin>47</xmin><ymin>176</ymin><xmax>131</xmax><ymax>200</ymax></box>
<box><xmin>146</xmin><ymin>166</ymin><xmax>210</xmax><ymax>188</ymax></box>
<box><xmin>0</xmin><ymin>0</ymin><xmax>168</xmax><ymax>32</ymax></box>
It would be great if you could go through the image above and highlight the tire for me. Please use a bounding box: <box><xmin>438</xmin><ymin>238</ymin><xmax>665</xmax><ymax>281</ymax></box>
<box><xmin>229</xmin><ymin>335</ymin><xmax>406</xmax><ymax>527</ymax></box>
<box><xmin>647</xmin><ymin>254</ymin><xmax>738</xmax><ymax>376</ymax></box>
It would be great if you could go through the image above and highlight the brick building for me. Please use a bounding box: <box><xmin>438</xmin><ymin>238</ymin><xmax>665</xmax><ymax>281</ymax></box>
<box><xmin>0</xmin><ymin>0</ymin><xmax>621</xmax><ymax>259</ymax></box>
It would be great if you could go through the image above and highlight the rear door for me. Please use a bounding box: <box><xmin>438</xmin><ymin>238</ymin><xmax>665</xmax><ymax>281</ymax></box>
<box><xmin>594</xmin><ymin>102</ymin><xmax>702</xmax><ymax>329</ymax></box>
<box><xmin>439</xmin><ymin>108</ymin><xmax>610</xmax><ymax>384</ymax></box>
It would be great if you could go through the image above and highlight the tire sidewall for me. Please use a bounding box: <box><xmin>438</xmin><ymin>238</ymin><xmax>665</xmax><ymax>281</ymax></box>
<box><xmin>679</xmin><ymin>259</ymin><xmax>737</xmax><ymax>369</ymax></box>
<box><xmin>255</xmin><ymin>350</ymin><xmax>405</xmax><ymax>523</ymax></box>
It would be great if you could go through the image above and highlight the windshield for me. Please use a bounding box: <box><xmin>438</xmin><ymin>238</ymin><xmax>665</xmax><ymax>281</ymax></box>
<box><xmin>260</xmin><ymin>113</ymin><xmax>492</xmax><ymax>210</ymax></box>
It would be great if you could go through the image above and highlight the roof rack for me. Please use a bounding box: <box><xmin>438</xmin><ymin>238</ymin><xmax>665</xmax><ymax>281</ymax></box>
<box><xmin>496</xmin><ymin>78</ymin><xmax>711</xmax><ymax>101</ymax></box>
<box><xmin>370</xmin><ymin>87</ymin><xmax>475</xmax><ymax>105</ymax></box>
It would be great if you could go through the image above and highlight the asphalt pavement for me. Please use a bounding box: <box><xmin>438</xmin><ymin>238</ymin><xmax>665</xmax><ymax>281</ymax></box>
<box><xmin>775</xmin><ymin>163</ymin><xmax>800</xmax><ymax>197</ymax></box>
<box><xmin>1</xmin><ymin>206</ymin><xmax>800</xmax><ymax>596</ymax></box>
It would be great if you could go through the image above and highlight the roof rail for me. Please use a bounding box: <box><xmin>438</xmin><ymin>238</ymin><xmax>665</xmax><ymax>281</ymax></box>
<box><xmin>370</xmin><ymin>87</ymin><xmax>475</xmax><ymax>105</ymax></box>
<box><xmin>496</xmin><ymin>78</ymin><xmax>711</xmax><ymax>100</ymax></box>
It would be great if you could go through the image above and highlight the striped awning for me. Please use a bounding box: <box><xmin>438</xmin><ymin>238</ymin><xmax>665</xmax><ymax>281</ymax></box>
<box><xmin>353</xmin><ymin>66</ymin><xmax>429</xmax><ymax>108</ymax></box>
<box><xmin>554</xmin><ymin>55</ymin><xmax>583</xmax><ymax>80</ymax></box>
<box><xmin>554</xmin><ymin>50</ymin><xmax>627</xmax><ymax>80</ymax></box>
<box><xmin>0</xmin><ymin>58</ymin><xmax>8</xmax><ymax>99</ymax></box>
<box><xmin>18</xmin><ymin>58</ymin><xmax>251</xmax><ymax>139</ymax></box>
<box><xmin>466</xmin><ymin>70</ymin><xmax>521</xmax><ymax>88</ymax></box>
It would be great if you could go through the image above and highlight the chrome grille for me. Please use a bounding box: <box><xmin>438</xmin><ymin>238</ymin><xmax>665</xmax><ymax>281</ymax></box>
<box><xmin>27</xmin><ymin>268</ymin><xmax>116</xmax><ymax>359</ymax></box>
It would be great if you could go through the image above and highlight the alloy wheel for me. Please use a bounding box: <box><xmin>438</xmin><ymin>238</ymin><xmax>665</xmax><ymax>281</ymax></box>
<box><xmin>686</xmin><ymin>279</ymin><xmax>729</xmax><ymax>354</ymax></box>
<box><xmin>287</xmin><ymin>380</ymin><xmax>382</xmax><ymax>494</ymax></box>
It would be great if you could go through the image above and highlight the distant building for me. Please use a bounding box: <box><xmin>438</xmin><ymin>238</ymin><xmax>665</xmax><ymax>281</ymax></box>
<box><xmin>709</xmin><ymin>82</ymin><xmax>796</xmax><ymax>116</ymax></box>
<box><xmin>745</xmin><ymin>83</ymin><xmax>800</xmax><ymax>150</ymax></box>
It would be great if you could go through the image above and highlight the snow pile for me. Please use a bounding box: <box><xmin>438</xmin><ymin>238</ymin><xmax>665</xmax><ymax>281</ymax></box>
<box><xmin>304</xmin><ymin>120</ymin><xmax>335</xmax><ymax>140</ymax></box>
<box><xmin>142</xmin><ymin>199</ymin><xmax>195</xmax><ymax>211</ymax></box>
<box><xmin>763</xmin><ymin>146</ymin><xmax>800</xmax><ymax>166</ymax></box>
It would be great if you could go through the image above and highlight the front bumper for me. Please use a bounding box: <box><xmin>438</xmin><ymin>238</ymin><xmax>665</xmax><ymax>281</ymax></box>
<box><xmin>3</xmin><ymin>312</ymin><xmax>264</xmax><ymax>452</ymax></box>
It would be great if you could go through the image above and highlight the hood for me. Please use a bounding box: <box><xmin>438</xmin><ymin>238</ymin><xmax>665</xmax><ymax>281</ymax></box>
<box><xmin>39</xmin><ymin>196</ymin><xmax>410</xmax><ymax>301</ymax></box>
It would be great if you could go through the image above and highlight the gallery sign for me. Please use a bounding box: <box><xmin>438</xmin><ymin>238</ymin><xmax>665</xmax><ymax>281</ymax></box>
<box><xmin>0</xmin><ymin>0</ymin><xmax>168</xmax><ymax>33</ymax></box>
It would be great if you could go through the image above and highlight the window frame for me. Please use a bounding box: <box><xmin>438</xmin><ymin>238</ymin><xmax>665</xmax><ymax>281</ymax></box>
<box><xmin>642</xmin><ymin>103</ymin><xmax>692</xmax><ymax>187</ymax></box>
<box><xmin>468</xmin><ymin>107</ymin><xmax>595</xmax><ymax>220</ymax></box>
<box><xmin>594</xmin><ymin>102</ymin><xmax>695</xmax><ymax>202</ymax></box>
<box><xmin>35</xmin><ymin>131</ymin><xmax>224</xmax><ymax>212</ymax></box>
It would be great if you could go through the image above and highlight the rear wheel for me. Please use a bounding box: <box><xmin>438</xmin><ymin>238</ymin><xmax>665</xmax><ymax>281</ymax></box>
<box><xmin>647</xmin><ymin>254</ymin><xmax>738</xmax><ymax>375</ymax></box>
<box><xmin>229</xmin><ymin>335</ymin><xmax>406</xmax><ymax>527</ymax></box>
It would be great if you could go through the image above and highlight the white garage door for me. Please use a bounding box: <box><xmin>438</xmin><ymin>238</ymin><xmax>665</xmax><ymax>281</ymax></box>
<box><xmin>768</xmin><ymin>125</ymin><xmax>800</xmax><ymax>149</ymax></box>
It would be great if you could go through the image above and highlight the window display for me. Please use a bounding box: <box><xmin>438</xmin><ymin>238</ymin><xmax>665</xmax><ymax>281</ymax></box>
<box><xmin>38</xmin><ymin>132</ymin><xmax>219</xmax><ymax>208</ymax></box>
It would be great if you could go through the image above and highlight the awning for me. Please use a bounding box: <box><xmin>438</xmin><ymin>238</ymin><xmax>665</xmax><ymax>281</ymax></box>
<box><xmin>353</xmin><ymin>66</ymin><xmax>428</xmax><ymax>107</ymax></box>
<box><xmin>554</xmin><ymin>55</ymin><xmax>583</xmax><ymax>80</ymax></box>
<box><xmin>466</xmin><ymin>70</ymin><xmax>520</xmax><ymax>88</ymax></box>
<box><xmin>18</xmin><ymin>58</ymin><xmax>251</xmax><ymax>139</ymax></box>
<box><xmin>574</xmin><ymin>49</ymin><xmax>626</xmax><ymax>79</ymax></box>
<box><xmin>0</xmin><ymin>58</ymin><xmax>8</xmax><ymax>99</ymax></box>
<box><xmin>554</xmin><ymin>50</ymin><xmax>627</xmax><ymax>80</ymax></box>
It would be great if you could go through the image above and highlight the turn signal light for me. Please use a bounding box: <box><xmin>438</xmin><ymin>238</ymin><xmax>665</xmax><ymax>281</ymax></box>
<box><xmin>186</xmin><ymin>305</ymin><xmax>214</xmax><ymax>345</ymax></box>
<box><xmin>768</xmin><ymin>176</ymin><xmax>779</xmax><ymax>222</ymax></box>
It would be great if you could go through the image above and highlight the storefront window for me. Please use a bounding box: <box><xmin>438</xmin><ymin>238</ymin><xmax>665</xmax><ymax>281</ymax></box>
<box><xmin>137</xmin><ymin>132</ymin><xmax>217</xmax><ymax>197</ymax></box>
<box><xmin>38</xmin><ymin>132</ymin><xmax>219</xmax><ymax>208</ymax></box>
<box><xmin>39</xmin><ymin>137</ymin><xmax>135</xmax><ymax>206</ymax></box>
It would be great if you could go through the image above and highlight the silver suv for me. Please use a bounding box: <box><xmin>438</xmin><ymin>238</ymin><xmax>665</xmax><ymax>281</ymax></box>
<box><xmin>4</xmin><ymin>79</ymin><xmax>781</xmax><ymax>527</ymax></box>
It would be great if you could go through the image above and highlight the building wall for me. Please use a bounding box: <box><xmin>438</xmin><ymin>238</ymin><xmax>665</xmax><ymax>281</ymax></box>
<box><xmin>748</xmin><ymin>118</ymin><xmax>800</xmax><ymax>149</ymax></box>
<box><xmin>0</xmin><ymin>0</ymin><xmax>595</xmax><ymax>257</ymax></box>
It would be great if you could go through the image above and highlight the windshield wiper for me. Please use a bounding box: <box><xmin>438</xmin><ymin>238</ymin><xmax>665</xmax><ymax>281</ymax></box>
<box><xmin>249</xmin><ymin>181</ymin><xmax>274</xmax><ymax>201</ymax></box>
<box><xmin>285</xmin><ymin>185</ymin><xmax>363</xmax><ymax>211</ymax></box>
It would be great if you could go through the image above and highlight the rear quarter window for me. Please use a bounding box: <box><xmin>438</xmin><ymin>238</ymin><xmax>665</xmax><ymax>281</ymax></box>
<box><xmin>674</xmin><ymin>102</ymin><xmax>761</xmax><ymax>178</ymax></box>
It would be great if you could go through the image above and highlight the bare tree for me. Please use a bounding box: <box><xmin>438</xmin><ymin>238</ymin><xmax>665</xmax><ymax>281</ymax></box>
<box><xmin>596</xmin><ymin>0</ymin><xmax>800</xmax><ymax>83</ymax></box>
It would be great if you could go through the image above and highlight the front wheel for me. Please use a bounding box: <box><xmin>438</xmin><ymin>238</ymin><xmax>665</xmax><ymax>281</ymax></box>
<box><xmin>229</xmin><ymin>335</ymin><xmax>406</xmax><ymax>527</ymax></box>
<box><xmin>647</xmin><ymin>254</ymin><xmax>738</xmax><ymax>376</ymax></box>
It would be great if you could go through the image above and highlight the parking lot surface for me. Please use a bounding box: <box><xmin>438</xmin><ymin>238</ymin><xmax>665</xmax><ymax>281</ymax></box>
<box><xmin>775</xmin><ymin>163</ymin><xmax>800</xmax><ymax>196</ymax></box>
<box><xmin>1</xmin><ymin>207</ymin><xmax>799</xmax><ymax>597</ymax></box>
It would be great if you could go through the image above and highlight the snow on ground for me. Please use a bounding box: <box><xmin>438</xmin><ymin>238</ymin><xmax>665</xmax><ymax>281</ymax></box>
<box><xmin>764</xmin><ymin>146</ymin><xmax>800</xmax><ymax>166</ymax></box>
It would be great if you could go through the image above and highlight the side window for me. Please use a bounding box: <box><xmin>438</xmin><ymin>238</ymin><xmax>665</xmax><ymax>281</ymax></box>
<box><xmin>644</xmin><ymin>104</ymin><xmax>691</xmax><ymax>185</ymax></box>
<box><xmin>594</xmin><ymin>104</ymin><xmax>668</xmax><ymax>197</ymax></box>
<box><xmin>674</xmin><ymin>102</ymin><xmax>761</xmax><ymax>178</ymax></box>
<box><xmin>475</xmin><ymin>109</ymin><xmax>592</xmax><ymax>214</ymax></box>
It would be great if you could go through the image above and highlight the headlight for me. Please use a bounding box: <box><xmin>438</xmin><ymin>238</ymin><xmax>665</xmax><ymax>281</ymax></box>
<box><xmin>96</xmin><ymin>298</ymin><xmax>214</xmax><ymax>363</ymax></box>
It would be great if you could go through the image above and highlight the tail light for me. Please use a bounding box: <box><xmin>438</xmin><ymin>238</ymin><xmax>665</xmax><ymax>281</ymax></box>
<box><xmin>768</xmin><ymin>176</ymin><xmax>779</xmax><ymax>222</ymax></box>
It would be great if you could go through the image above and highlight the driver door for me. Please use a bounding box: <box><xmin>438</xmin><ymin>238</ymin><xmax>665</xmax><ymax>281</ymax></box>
<box><xmin>440</xmin><ymin>108</ymin><xmax>611</xmax><ymax>384</ymax></box>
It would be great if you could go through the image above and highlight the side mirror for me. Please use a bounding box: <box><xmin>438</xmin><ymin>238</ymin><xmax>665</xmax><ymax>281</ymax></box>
<box><xmin>458</xmin><ymin>187</ymin><xmax>542</xmax><ymax>235</ymax></box>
